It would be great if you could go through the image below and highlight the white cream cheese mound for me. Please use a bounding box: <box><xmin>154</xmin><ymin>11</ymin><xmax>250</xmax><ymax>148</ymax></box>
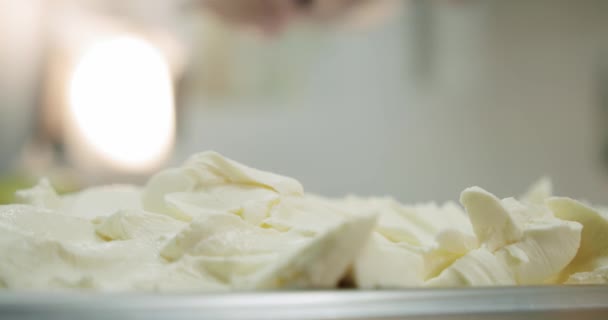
<box><xmin>430</xmin><ymin>186</ymin><xmax>581</xmax><ymax>286</ymax></box>
<box><xmin>349</xmin><ymin>179</ymin><xmax>586</xmax><ymax>287</ymax></box>
<box><xmin>547</xmin><ymin>198</ymin><xmax>608</xmax><ymax>284</ymax></box>
<box><xmin>341</xmin><ymin>197</ymin><xmax>477</xmax><ymax>288</ymax></box>
<box><xmin>0</xmin><ymin>151</ymin><xmax>376</xmax><ymax>292</ymax></box>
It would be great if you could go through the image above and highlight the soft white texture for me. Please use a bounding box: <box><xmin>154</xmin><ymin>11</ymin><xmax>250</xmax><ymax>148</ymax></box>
<box><xmin>343</xmin><ymin>197</ymin><xmax>477</xmax><ymax>288</ymax></box>
<box><xmin>1</xmin><ymin>161</ymin><xmax>605</xmax><ymax>290</ymax></box>
<box><xmin>0</xmin><ymin>151</ymin><xmax>375</xmax><ymax>292</ymax></box>
<box><xmin>350</xmin><ymin>179</ymin><xmax>585</xmax><ymax>287</ymax></box>
<box><xmin>547</xmin><ymin>197</ymin><xmax>608</xmax><ymax>284</ymax></box>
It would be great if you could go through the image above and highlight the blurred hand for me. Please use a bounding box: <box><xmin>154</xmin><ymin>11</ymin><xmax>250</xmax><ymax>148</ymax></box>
<box><xmin>200</xmin><ymin>0</ymin><xmax>395</xmax><ymax>34</ymax></box>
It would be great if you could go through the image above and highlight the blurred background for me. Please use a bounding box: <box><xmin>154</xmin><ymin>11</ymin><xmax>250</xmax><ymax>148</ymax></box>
<box><xmin>1</xmin><ymin>0</ymin><xmax>607</xmax><ymax>204</ymax></box>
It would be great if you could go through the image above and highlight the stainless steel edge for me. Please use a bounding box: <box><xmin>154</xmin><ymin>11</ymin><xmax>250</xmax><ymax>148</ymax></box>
<box><xmin>1</xmin><ymin>286</ymin><xmax>607</xmax><ymax>320</ymax></box>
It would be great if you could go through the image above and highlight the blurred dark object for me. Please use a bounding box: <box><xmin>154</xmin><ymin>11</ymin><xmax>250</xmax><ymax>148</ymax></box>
<box><xmin>198</xmin><ymin>0</ymin><xmax>398</xmax><ymax>34</ymax></box>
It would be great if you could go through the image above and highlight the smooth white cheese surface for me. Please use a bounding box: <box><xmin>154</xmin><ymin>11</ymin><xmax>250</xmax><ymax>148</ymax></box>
<box><xmin>0</xmin><ymin>151</ymin><xmax>375</xmax><ymax>292</ymax></box>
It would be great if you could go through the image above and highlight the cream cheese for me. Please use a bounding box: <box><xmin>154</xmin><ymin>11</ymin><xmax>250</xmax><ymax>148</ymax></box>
<box><xmin>0</xmin><ymin>151</ymin><xmax>375</xmax><ymax>292</ymax></box>
<box><xmin>2</xmin><ymin>156</ymin><xmax>606</xmax><ymax>290</ymax></box>
<box><xmin>345</xmin><ymin>197</ymin><xmax>477</xmax><ymax>288</ymax></box>
<box><xmin>547</xmin><ymin>197</ymin><xmax>608</xmax><ymax>284</ymax></box>
<box><xmin>457</xmin><ymin>187</ymin><xmax>581</xmax><ymax>285</ymax></box>
<box><xmin>350</xmin><ymin>180</ymin><xmax>584</xmax><ymax>288</ymax></box>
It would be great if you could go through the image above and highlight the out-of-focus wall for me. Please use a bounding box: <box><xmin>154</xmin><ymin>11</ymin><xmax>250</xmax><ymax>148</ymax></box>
<box><xmin>0</xmin><ymin>0</ymin><xmax>44</xmax><ymax>170</ymax></box>
<box><xmin>0</xmin><ymin>0</ymin><xmax>606</xmax><ymax>204</ymax></box>
<box><xmin>178</xmin><ymin>0</ymin><xmax>608</xmax><ymax>203</ymax></box>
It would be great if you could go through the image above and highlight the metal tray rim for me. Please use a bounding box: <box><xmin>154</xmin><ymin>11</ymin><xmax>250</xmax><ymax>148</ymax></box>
<box><xmin>1</xmin><ymin>286</ymin><xmax>607</xmax><ymax>320</ymax></box>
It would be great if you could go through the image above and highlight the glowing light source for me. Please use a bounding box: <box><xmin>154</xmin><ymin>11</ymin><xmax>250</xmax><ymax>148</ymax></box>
<box><xmin>68</xmin><ymin>35</ymin><xmax>175</xmax><ymax>173</ymax></box>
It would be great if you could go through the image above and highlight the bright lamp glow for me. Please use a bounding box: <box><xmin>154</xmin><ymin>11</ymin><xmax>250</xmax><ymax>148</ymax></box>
<box><xmin>69</xmin><ymin>36</ymin><xmax>175</xmax><ymax>172</ymax></box>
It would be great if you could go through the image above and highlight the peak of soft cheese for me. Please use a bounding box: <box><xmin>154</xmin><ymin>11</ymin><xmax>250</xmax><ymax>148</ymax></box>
<box><xmin>184</xmin><ymin>151</ymin><xmax>304</xmax><ymax>195</ymax></box>
<box><xmin>457</xmin><ymin>187</ymin><xmax>581</xmax><ymax>285</ymax></box>
<box><xmin>142</xmin><ymin>151</ymin><xmax>303</xmax><ymax>221</ymax></box>
<box><xmin>547</xmin><ymin>197</ymin><xmax>608</xmax><ymax>283</ymax></box>
<box><xmin>460</xmin><ymin>187</ymin><xmax>523</xmax><ymax>252</ymax></box>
